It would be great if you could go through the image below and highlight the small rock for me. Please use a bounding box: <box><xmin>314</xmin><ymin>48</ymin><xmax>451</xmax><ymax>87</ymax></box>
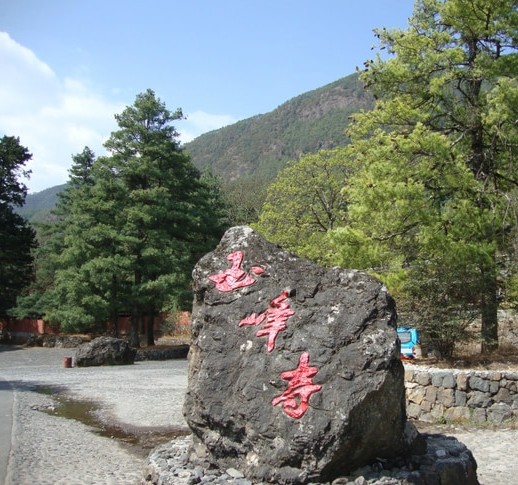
<box><xmin>226</xmin><ymin>467</ymin><xmax>244</xmax><ymax>478</ymax></box>
<box><xmin>435</xmin><ymin>449</ymin><xmax>448</xmax><ymax>458</ymax></box>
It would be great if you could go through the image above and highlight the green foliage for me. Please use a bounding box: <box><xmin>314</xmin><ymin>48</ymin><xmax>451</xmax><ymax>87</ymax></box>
<box><xmin>0</xmin><ymin>135</ymin><xmax>31</xmax><ymax>207</ymax></box>
<box><xmin>11</xmin><ymin>218</ymin><xmax>65</xmax><ymax>319</ymax></box>
<box><xmin>30</xmin><ymin>91</ymin><xmax>228</xmax><ymax>343</ymax></box>
<box><xmin>29</xmin><ymin>147</ymin><xmax>115</xmax><ymax>330</ymax></box>
<box><xmin>255</xmin><ymin>148</ymin><xmax>353</xmax><ymax>264</ymax></box>
<box><xmin>221</xmin><ymin>173</ymin><xmax>272</xmax><ymax>226</ymax></box>
<box><xmin>343</xmin><ymin>0</ymin><xmax>518</xmax><ymax>354</ymax></box>
<box><xmin>0</xmin><ymin>136</ymin><xmax>36</xmax><ymax>318</ymax></box>
<box><xmin>256</xmin><ymin>0</ymin><xmax>518</xmax><ymax>357</ymax></box>
<box><xmin>1</xmin><ymin>206</ymin><xmax>37</xmax><ymax>318</ymax></box>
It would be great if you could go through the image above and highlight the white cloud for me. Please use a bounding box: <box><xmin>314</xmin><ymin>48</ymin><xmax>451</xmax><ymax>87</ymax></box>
<box><xmin>0</xmin><ymin>32</ymin><xmax>239</xmax><ymax>193</ymax></box>
<box><xmin>0</xmin><ymin>32</ymin><xmax>123</xmax><ymax>193</ymax></box>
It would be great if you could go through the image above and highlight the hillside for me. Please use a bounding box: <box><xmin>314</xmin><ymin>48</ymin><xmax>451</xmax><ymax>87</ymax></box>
<box><xmin>20</xmin><ymin>72</ymin><xmax>372</xmax><ymax>222</ymax></box>
<box><xmin>183</xmin><ymin>72</ymin><xmax>372</xmax><ymax>180</ymax></box>
<box><xmin>17</xmin><ymin>183</ymin><xmax>67</xmax><ymax>222</ymax></box>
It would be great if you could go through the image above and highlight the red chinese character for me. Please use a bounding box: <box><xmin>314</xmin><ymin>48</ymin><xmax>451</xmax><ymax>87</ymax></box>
<box><xmin>208</xmin><ymin>251</ymin><xmax>264</xmax><ymax>292</ymax></box>
<box><xmin>239</xmin><ymin>290</ymin><xmax>294</xmax><ymax>352</ymax></box>
<box><xmin>272</xmin><ymin>352</ymin><xmax>322</xmax><ymax>419</ymax></box>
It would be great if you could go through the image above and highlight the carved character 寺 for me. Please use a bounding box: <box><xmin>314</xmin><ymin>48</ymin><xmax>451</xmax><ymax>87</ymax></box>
<box><xmin>272</xmin><ymin>352</ymin><xmax>322</xmax><ymax>419</ymax></box>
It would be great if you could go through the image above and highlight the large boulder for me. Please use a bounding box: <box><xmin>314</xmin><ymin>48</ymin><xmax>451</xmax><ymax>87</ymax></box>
<box><xmin>183</xmin><ymin>226</ymin><xmax>411</xmax><ymax>484</ymax></box>
<box><xmin>74</xmin><ymin>336</ymin><xmax>136</xmax><ymax>367</ymax></box>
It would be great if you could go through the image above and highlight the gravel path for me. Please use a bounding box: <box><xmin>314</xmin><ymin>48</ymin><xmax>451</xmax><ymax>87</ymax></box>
<box><xmin>1</xmin><ymin>345</ymin><xmax>518</xmax><ymax>484</ymax></box>
<box><xmin>0</xmin><ymin>345</ymin><xmax>188</xmax><ymax>485</ymax></box>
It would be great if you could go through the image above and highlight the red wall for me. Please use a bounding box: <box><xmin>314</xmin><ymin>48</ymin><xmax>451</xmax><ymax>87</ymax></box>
<box><xmin>2</xmin><ymin>318</ymin><xmax>60</xmax><ymax>335</ymax></box>
<box><xmin>4</xmin><ymin>312</ymin><xmax>191</xmax><ymax>336</ymax></box>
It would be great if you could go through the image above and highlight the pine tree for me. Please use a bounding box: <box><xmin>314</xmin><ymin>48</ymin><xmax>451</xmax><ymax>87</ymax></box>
<box><xmin>344</xmin><ymin>0</ymin><xmax>518</xmax><ymax>353</ymax></box>
<box><xmin>45</xmin><ymin>147</ymin><xmax>131</xmax><ymax>333</ymax></box>
<box><xmin>0</xmin><ymin>136</ymin><xmax>36</xmax><ymax>318</ymax></box>
<box><xmin>43</xmin><ymin>91</ymin><xmax>228</xmax><ymax>345</ymax></box>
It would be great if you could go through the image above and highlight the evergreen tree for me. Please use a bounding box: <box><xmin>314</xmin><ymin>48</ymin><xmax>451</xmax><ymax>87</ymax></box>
<box><xmin>342</xmin><ymin>0</ymin><xmax>518</xmax><ymax>353</ymax></box>
<box><xmin>12</xmin><ymin>148</ymin><xmax>98</xmax><ymax>322</ymax></box>
<box><xmin>0</xmin><ymin>136</ymin><xmax>36</xmax><ymax>318</ymax></box>
<box><xmin>40</xmin><ymin>91</ymin><xmax>227</xmax><ymax>345</ymax></box>
<box><xmin>100</xmin><ymin>89</ymin><xmax>227</xmax><ymax>346</ymax></box>
<box><xmin>44</xmin><ymin>147</ymin><xmax>130</xmax><ymax>333</ymax></box>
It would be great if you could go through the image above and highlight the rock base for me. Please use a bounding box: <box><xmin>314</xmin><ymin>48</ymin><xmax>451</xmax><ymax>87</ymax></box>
<box><xmin>142</xmin><ymin>433</ymin><xmax>478</xmax><ymax>485</ymax></box>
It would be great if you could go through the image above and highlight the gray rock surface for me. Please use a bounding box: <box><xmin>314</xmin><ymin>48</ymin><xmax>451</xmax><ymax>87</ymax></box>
<box><xmin>184</xmin><ymin>226</ymin><xmax>409</xmax><ymax>484</ymax></box>
<box><xmin>143</xmin><ymin>430</ymin><xmax>479</xmax><ymax>485</ymax></box>
<box><xmin>74</xmin><ymin>336</ymin><xmax>137</xmax><ymax>367</ymax></box>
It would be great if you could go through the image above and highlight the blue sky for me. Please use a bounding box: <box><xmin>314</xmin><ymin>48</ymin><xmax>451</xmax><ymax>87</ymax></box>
<box><xmin>1</xmin><ymin>0</ymin><xmax>415</xmax><ymax>193</ymax></box>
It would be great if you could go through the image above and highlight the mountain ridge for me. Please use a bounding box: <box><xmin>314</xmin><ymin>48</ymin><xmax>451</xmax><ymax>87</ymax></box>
<box><xmin>183</xmin><ymin>72</ymin><xmax>371</xmax><ymax>180</ymax></box>
<box><xmin>19</xmin><ymin>72</ymin><xmax>372</xmax><ymax>222</ymax></box>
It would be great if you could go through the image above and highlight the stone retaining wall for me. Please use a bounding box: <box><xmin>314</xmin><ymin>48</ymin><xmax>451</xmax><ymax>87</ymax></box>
<box><xmin>404</xmin><ymin>364</ymin><xmax>518</xmax><ymax>424</ymax></box>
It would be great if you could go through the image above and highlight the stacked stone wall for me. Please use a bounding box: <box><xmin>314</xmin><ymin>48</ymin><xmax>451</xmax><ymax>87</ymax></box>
<box><xmin>405</xmin><ymin>364</ymin><xmax>518</xmax><ymax>424</ymax></box>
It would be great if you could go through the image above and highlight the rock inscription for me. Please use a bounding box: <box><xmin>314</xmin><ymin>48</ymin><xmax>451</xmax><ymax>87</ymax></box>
<box><xmin>183</xmin><ymin>226</ymin><xmax>410</xmax><ymax>484</ymax></box>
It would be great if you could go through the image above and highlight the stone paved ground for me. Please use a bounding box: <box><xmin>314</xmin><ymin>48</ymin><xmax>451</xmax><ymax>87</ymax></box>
<box><xmin>0</xmin><ymin>345</ymin><xmax>187</xmax><ymax>485</ymax></box>
<box><xmin>1</xmin><ymin>345</ymin><xmax>518</xmax><ymax>484</ymax></box>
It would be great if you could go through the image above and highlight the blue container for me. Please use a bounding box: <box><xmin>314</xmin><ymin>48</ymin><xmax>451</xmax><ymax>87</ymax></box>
<box><xmin>397</xmin><ymin>326</ymin><xmax>420</xmax><ymax>359</ymax></box>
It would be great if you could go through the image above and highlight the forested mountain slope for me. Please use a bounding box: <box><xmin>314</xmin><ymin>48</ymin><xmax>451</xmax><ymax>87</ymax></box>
<box><xmin>183</xmin><ymin>72</ymin><xmax>372</xmax><ymax>180</ymax></box>
<box><xmin>17</xmin><ymin>183</ymin><xmax>67</xmax><ymax>222</ymax></box>
<box><xmin>20</xmin><ymin>72</ymin><xmax>372</xmax><ymax>222</ymax></box>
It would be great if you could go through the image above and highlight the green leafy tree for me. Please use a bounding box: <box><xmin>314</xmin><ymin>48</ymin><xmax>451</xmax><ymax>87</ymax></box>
<box><xmin>221</xmin><ymin>173</ymin><xmax>271</xmax><ymax>226</ymax></box>
<box><xmin>255</xmin><ymin>148</ymin><xmax>352</xmax><ymax>264</ymax></box>
<box><xmin>0</xmin><ymin>136</ymin><xmax>36</xmax><ymax>318</ymax></box>
<box><xmin>100</xmin><ymin>90</ymin><xmax>194</xmax><ymax>346</ymax></box>
<box><xmin>342</xmin><ymin>0</ymin><xmax>518</xmax><ymax>354</ymax></box>
<box><xmin>45</xmin><ymin>147</ymin><xmax>132</xmax><ymax>334</ymax></box>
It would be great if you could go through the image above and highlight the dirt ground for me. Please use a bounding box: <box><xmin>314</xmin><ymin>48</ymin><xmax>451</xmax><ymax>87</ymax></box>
<box><xmin>413</xmin><ymin>346</ymin><xmax>518</xmax><ymax>371</ymax></box>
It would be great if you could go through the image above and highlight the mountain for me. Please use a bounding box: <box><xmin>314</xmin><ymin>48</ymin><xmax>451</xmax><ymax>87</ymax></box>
<box><xmin>17</xmin><ymin>183</ymin><xmax>67</xmax><ymax>223</ymax></box>
<box><xmin>183</xmin><ymin>72</ymin><xmax>372</xmax><ymax>180</ymax></box>
<box><xmin>20</xmin><ymin>72</ymin><xmax>372</xmax><ymax>222</ymax></box>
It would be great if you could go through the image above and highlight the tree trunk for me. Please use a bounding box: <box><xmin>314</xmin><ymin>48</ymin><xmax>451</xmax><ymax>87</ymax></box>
<box><xmin>129</xmin><ymin>307</ymin><xmax>140</xmax><ymax>348</ymax></box>
<box><xmin>130</xmin><ymin>266</ymin><xmax>142</xmax><ymax>348</ymax></box>
<box><xmin>110</xmin><ymin>312</ymin><xmax>119</xmax><ymax>338</ymax></box>
<box><xmin>146</xmin><ymin>313</ymin><xmax>155</xmax><ymax>346</ymax></box>
<box><xmin>480</xmin><ymin>264</ymin><xmax>498</xmax><ymax>354</ymax></box>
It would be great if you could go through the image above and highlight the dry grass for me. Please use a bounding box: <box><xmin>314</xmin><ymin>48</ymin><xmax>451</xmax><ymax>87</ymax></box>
<box><xmin>413</xmin><ymin>344</ymin><xmax>518</xmax><ymax>370</ymax></box>
<box><xmin>450</xmin><ymin>345</ymin><xmax>518</xmax><ymax>370</ymax></box>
